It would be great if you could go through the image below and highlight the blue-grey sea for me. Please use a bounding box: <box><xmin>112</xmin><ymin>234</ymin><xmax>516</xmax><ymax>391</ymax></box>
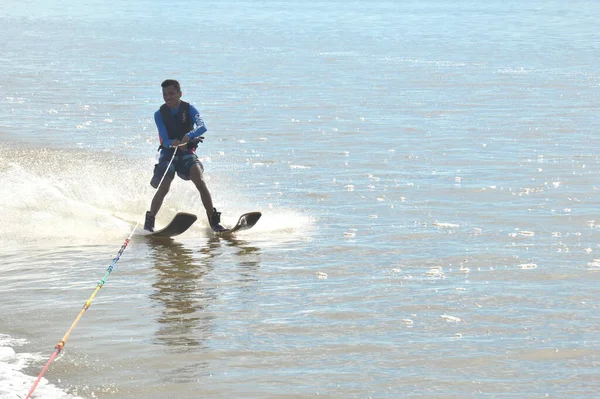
<box><xmin>1</xmin><ymin>1</ymin><xmax>599</xmax><ymax>398</ymax></box>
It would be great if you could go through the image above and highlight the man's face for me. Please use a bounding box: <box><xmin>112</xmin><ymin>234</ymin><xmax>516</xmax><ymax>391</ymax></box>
<box><xmin>162</xmin><ymin>85</ymin><xmax>182</xmax><ymax>108</ymax></box>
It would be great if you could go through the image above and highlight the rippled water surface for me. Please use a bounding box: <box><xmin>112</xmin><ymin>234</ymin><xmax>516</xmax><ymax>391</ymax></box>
<box><xmin>1</xmin><ymin>1</ymin><xmax>599</xmax><ymax>398</ymax></box>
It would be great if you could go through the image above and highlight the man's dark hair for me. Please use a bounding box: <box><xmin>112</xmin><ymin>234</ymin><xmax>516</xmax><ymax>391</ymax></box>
<box><xmin>161</xmin><ymin>79</ymin><xmax>181</xmax><ymax>92</ymax></box>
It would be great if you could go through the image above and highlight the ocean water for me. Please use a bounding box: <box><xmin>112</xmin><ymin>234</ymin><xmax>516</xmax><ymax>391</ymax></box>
<box><xmin>1</xmin><ymin>0</ymin><xmax>599</xmax><ymax>398</ymax></box>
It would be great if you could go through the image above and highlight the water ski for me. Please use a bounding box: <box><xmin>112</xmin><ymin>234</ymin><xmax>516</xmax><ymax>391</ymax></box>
<box><xmin>139</xmin><ymin>212</ymin><xmax>197</xmax><ymax>238</ymax></box>
<box><xmin>215</xmin><ymin>212</ymin><xmax>261</xmax><ymax>236</ymax></box>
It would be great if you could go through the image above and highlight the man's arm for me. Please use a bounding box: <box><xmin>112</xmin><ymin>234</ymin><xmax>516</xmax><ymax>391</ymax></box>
<box><xmin>154</xmin><ymin>110</ymin><xmax>173</xmax><ymax>148</ymax></box>
<box><xmin>186</xmin><ymin>104</ymin><xmax>208</xmax><ymax>140</ymax></box>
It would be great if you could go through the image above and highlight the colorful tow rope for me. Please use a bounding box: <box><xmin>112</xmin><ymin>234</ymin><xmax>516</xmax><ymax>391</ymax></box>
<box><xmin>24</xmin><ymin>233</ymin><xmax>134</xmax><ymax>399</ymax></box>
<box><xmin>25</xmin><ymin>145</ymin><xmax>181</xmax><ymax>398</ymax></box>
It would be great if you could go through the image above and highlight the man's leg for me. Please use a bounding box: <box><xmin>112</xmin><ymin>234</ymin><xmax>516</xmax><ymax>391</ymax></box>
<box><xmin>189</xmin><ymin>164</ymin><xmax>215</xmax><ymax>217</ymax></box>
<box><xmin>189</xmin><ymin>164</ymin><xmax>225</xmax><ymax>231</ymax></box>
<box><xmin>144</xmin><ymin>176</ymin><xmax>173</xmax><ymax>231</ymax></box>
<box><xmin>145</xmin><ymin>155</ymin><xmax>176</xmax><ymax>232</ymax></box>
<box><xmin>150</xmin><ymin>175</ymin><xmax>173</xmax><ymax>216</ymax></box>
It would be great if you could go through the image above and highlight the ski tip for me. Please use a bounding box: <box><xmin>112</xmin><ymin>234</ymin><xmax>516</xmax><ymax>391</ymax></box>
<box><xmin>214</xmin><ymin>211</ymin><xmax>261</xmax><ymax>236</ymax></box>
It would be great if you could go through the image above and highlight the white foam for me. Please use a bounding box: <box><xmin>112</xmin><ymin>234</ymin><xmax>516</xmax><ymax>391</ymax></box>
<box><xmin>440</xmin><ymin>315</ymin><xmax>462</xmax><ymax>323</ymax></box>
<box><xmin>0</xmin><ymin>147</ymin><xmax>152</xmax><ymax>245</ymax></box>
<box><xmin>518</xmin><ymin>230</ymin><xmax>535</xmax><ymax>237</ymax></box>
<box><xmin>0</xmin><ymin>145</ymin><xmax>281</xmax><ymax>244</ymax></box>
<box><xmin>0</xmin><ymin>334</ymin><xmax>81</xmax><ymax>399</ymax></box>
<box><xmin>518</xmin><ymin>263</ymin><xmax>538</xmax><ymax>270</ymax></box>
<box><xmin>433</xmin><ymin>221</ymin><xmax>460</xmax><ymax>228</ymax></box>
<box><xmin>222</xmin><ymin>209</ymin><xmax>312</xmax><ymax>244</ymax></box>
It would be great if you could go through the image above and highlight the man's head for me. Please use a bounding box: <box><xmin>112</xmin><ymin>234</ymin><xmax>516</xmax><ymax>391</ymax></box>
<box><xmin>161</xmin><ymin>79</ymin><xmax>182</xmax><ymax>108</ymax></box>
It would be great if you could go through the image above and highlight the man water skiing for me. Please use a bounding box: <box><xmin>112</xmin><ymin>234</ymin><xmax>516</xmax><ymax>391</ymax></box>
<box><xmin>144</xmin><ymin>79</ymin><xmax>226</xmax><ymax>233</ymax></box>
